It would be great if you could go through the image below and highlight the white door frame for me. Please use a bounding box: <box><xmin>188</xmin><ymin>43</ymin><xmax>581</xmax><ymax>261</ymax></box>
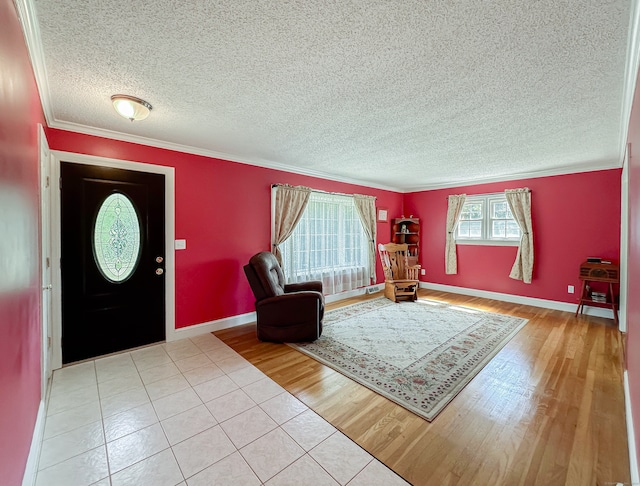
<box><xmin>619</xmin><ymin>145</ymin><xmax>629</xmax><ymax>333</ymax></box>
<box><xmin>50</xmin><ymin>150</ymin><xmax>176</xmax><ymax>369</ymax></box>
<box><xmin>38</xmin><ymin>125</ymin><xmax>53</xmax><ymax>394</ymax></box>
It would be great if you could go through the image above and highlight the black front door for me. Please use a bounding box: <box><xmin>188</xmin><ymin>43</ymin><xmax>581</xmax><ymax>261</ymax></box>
<box><xmin>61</xmin><ymin>162</ymin><xmax>165</xmax><ymax>363</ymax></box>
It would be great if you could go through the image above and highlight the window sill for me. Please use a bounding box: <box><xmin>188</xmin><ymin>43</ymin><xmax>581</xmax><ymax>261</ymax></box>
<box><xmin>456</xmin><ymin>239</ymin><xmax>520</xmax><ymax>247</ymax></box>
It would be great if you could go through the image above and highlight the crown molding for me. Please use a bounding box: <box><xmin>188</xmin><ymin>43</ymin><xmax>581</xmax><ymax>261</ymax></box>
<box><xmin>400</xmin><ymin>159</ymin><xmax>622</xmax><ymax>192</ymax></box>
<box><xmin>15</xmin><ymin>0</ymin><xmax>401</xmax><ymax>194</ymax></box>
<box><xmin>14</xmin><ymin>0</ymin><xmax>54</xmax><ymax>126</ymax></box>
<box><xmin>49</xmin><ymin>120</ymin><xmax>403</xmax><ymax>192</ymax></box>
<box><xmin>49</xmin><ymin>120</ymin><xmax>622</xmax><ymax>194</ymax></box>
<box><xmin>617</xmin><ymin>0</ymin><xmax>640</xmax><ymax>166</ymax></box>
<box><xmin>15</xmin><ymin>0</ymin><xmax>628</xmax><ymax>196</ymax></box>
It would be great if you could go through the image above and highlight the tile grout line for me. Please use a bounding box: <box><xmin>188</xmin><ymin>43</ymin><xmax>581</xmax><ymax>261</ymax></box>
<box><xmin>39</xmin><ymin>336</ymin><xmax>404</xmax><ymax>485</ymax></box>
<box><xmin>93</xmin><ymin>360</ymin><xmax>112</xmax><ymax>485</ymax></box>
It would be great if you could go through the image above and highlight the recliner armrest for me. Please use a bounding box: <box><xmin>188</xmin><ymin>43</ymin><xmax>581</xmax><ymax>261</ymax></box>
<box><xmin>256</xmin><ymin>291</ymin><xmax>323</xmax><ymax>326</ymax></box>
<box><xmin>284</xmin><ymin>281</ymin><xmax>323</xmax><ymax>294</ymax></box>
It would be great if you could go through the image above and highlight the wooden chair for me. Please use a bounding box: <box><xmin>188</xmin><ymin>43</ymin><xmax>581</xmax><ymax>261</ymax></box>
<box><xmin>378</xmin><ymin>243</ymin><xmax>420</xmax><ymax>302</ymax></box>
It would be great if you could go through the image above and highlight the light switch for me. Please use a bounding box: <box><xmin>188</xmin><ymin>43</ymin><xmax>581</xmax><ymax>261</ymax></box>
<box><xmin>175</xmin><ymin>239</ymin><xmax>187</xmax><ymax>250</ymax></box>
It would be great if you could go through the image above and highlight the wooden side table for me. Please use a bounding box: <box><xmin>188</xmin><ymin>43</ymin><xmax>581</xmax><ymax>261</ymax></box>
<box><xmin>574</xmin><ymin>261</ymin><xmax>619</xmax><ymax>325</ymax></box>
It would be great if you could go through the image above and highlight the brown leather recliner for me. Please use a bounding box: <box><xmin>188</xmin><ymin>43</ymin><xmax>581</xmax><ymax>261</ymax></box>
<box><xmin>243</xmin><ymin>251</ymin><xmax>324</xmax><ymax>342</ymax></box>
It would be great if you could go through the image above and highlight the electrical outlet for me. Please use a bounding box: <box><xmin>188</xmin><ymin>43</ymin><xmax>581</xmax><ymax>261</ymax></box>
<box><xmin>421</xmin><ymin>269</ymin><xmax>426</xmax><ymax>275</ymax></box>
<box><xmin>568</xmin><ymin>285</ymin><xmax>574</xmax><ymax>294</ymax></box>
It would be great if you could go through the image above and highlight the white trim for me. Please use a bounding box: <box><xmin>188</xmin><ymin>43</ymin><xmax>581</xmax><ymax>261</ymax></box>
<box><xmin>618</xmin><ymin>0</ymin><xmax>640</xmax><ymax>166</ymax></box>
<box><xmin>625</xmin><ymin>371</ymin><xmax>640</xmax><ymax>485</ymax></box>
<box><xmin>50</xmin><ymin>155</ymin><xmax>62</xmax><ymax>369</ymax></box>
<box><xmin>21</xmin><ymin>400</ymin><xmax>46</xmax><ymax>486</ymax></box>
<box><xmin>46</xmin><ymin>124</ymin><xmax>625</xmax><ymax>194</ymax></box>
<box><xmin>12</xmin><ymin>0</ymin><xmax>399</xmax><ymax>194</ymax></box>
<box><xmin>52</xmin><ymin>123</ymin><xmax>402</xmax><ymax>193</ymax></box>
<box><xmin>50</xmin><ymin>150</ymin><xmax>176</xmax><ymax>368</ymax></box>
<box><xmin>620</xmin><ymin>148</ymin><xmax>630</xmax><ymax>332</ymax></box>
<box><xmin>14</xmin><ymin>0</ymin><xmax>627</xmax><ymax>195</ymax></box>
<box><xmin>325</xmin><ymin>284</ymin><xmax>382</xmax><ymax>303</ymax></box>
<box><xmin>170</xmin><ymin>284</ymin><xmax>384</xmax><ymax>341</ymax></box>
<box><xmin>456</xmin><ymin>239</ymin><xmax>520</xmax><ymax>247</ymax></box>
<box><xmin>38</xmin><ymin>125</ymin><xmax>53</xmax><ymax>398</ymax></box>
<box><xmin>15</xmin><ymin>0</ymin><xmax>396</xmax><ymax>194</ymax></box>
<box><xmin>170</xmin><ymin>312</ymin><xmax>257</xmax><ymax>341</ymax></box>
<box><xmin>401</xmin><ymin>162</ymin><xmax>622</xmax><ymax>192</ymax></box>
<box><xmin>14</xmin><ymin>0</ymin><xmax>55</xmax><ymax>126</ymax></box>
<box><xmin>455</xmin><ymin>193</ymin><xmax>522</xmax><ymax>245</ymax></box>
<box><xmin>271</xmin><ymin>185</ymin><xmax>277</xmax><ymax>253</ymax></box>
<box><xmin>419</xmin><ymin>282</ymin><xmax>615</xmax><ymax>319</ymax></box>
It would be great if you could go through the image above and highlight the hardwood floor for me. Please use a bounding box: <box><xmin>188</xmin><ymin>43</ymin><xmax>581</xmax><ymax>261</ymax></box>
<box><xmin>215</xmin><ymin>289</ymin><xmax>630</xmax><ymax>485</ymax></box>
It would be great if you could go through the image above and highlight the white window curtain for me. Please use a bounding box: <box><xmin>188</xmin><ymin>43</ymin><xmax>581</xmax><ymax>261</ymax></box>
<box><xmin>353</xmin><ymin>194</ymin><xmax>377</xmax><ymax>284</ymax></box>
<box><xmin>445</xmin><ymin>194</ymin><xmax>466</xmax><ymax>274</ymax></box>
<box><xmin>271</xmin><ymin>184</ymin><xmax>311</xmax><ymax>265</ymax></box>
<box><xmin>280</xmin><ymin>192</ymin><xmax>369</xmax><ymax>295</ymax></box>
<box><xmin>505</xmin><ymin>188</ymin><xmax>533</xmax><ymax>283</ymax></box>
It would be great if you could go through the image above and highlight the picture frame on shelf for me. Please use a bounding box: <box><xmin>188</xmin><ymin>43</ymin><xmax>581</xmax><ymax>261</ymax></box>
<box><xmin>377</xmin><ymin>208</ymin><xmax>388</xmax><ymax>222</ymax></box>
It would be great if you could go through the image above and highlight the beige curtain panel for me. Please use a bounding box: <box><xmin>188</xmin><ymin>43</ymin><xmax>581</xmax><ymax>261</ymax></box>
<box><xmin>272</xmin><ymin>184</ymin><xmax>312</xmax><ymax>265</ymax></box>
<box><xmin>505</xmin><ymin>188</ymin><xmax>533</xmax><ymax>283</ymax></box>
<box><xmin>353</xmin><ymin>194</ymin><xmax>377</xmax><ymax>283</ymax></box>
<box><xmin>445</xmin><ymin>194</ymin><xmax>466</xmax><ymax>274</ymax></box>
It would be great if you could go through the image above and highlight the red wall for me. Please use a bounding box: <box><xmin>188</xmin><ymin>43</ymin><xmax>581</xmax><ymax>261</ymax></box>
<box><xmin>626</xmin><ymin>67</ymin><xmax>640</xmax><ymax>470</ymax></box>
<box><xmin>0</xmin><ymin>1</ymin><xmax>46</xmax><ymax>484</ymax></box>
<box><xmin>48</xmin><ymin>121</ymin><xmax>620</xmax><ymax>328</ymax></box>
<box><xmin>404</xmin><ymin>170</ymin><xmax>621</xmax><ymax>303</ymax></box>
<box><xmin>2</xmin><ymin>0</ymin><xmax>630</xmax><ymax>477</ymax></box>
<box><xmin>47</xmin><ymin>129</ymin><xmax>403</xmax><ymax>328</ymax></box>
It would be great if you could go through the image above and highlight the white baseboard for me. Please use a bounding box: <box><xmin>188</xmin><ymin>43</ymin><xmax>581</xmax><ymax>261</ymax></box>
<box><xmin>168</xmin><ymin>285</ymin><xmax>384</xmax><ymax>342</ymax></box>
<box><xmin>419</xmin><ymin>282</ymin><xmax>615</xmax><ymax>319</ymax></box>
<box><xmin>22</xmin><ymin>400</ymin><xmax>46</xmax><ymax>486</ymax></box>
<box><xmin>168</xmin><ymin>311</ymin><xmax>257</xmax><ymax>341</ymax></box>
<box><xmin>625</xmin><ymin>371</ymin><xmax>640</xmax><ymax>485</ymax></box>
<box><xmin>169</xmin><ymin>281</ymin><xmax>614</xmax><ymax>344</ymax></box>
<box><xmin>325</xmin><ymin>284</ymin><xmax>382</xmax><ymax>303</ymax></box>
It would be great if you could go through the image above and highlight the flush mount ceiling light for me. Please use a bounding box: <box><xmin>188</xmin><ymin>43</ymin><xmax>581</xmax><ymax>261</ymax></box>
<box><xmin>110</xmin><ymin>94</ymin><xmax>152</xmax><ymax>121</ymax></box>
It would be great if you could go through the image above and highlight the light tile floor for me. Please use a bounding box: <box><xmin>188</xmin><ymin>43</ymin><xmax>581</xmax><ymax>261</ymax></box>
<box><xmin>36</xmin><ymin>334</ymin><xmax>410</xmax><ymax>486</ymax></box>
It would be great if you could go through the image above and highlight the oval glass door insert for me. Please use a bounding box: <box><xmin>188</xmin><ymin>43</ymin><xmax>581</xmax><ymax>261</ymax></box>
<box><xmin>93</xmin><ymin>193</ymin><xmax>141</xmax><ymax>282</ymax></box>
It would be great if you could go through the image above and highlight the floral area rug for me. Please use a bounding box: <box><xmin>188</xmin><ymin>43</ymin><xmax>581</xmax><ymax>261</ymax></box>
<box><xmin>288</xmin><ymin>297</ymin><xmax>528</xmax><ymax>421</ymax></box>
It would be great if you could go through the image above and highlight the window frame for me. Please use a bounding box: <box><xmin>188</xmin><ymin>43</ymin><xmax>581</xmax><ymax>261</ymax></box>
<box><xmin>455</xmin><ymin>193</ymin><xmax>521</xmax><ymax>246</ymax></box>
<box><xmin>278</xmin><ymin>190</ymin><xmax>369</xmax><ymax>279</ymax></box>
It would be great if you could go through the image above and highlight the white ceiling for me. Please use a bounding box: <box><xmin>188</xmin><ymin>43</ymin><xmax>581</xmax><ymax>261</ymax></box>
<box><xmin>20</xmin><ymin>0</ymin><xmax>638</xmax><ymax>191</ymax></box>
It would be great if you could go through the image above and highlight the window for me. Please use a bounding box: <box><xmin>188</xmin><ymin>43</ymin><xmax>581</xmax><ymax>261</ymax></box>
<box><xmin>280</xmin><ymin>192</ymin><xmax>369</xmax><ymax>294</ymax></box>
<box><xmin>456</xmin><ymin>194</ymin><xmax>521</xmax><ymax>245</ymax></box>
<box><xmin>490</xmin><ymin>200</ymin><xmax>521</xmax><ymax>239</ymax></box>
<box><xmin>457</xmin><ymin>201</ymin><xmax>483</xmax><ymax>239</ymax></box>
<box><xmin>93</xmin><ymin>193</ymin><xmax>141</xmax><ymax>282</ymax></box>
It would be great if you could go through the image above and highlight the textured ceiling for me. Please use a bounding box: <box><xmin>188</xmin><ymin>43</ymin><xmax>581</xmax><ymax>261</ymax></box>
<box><xmin>24</xmin><ymin>0</ymin><xmax>635</xmax><ymax>191</ymax></box>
